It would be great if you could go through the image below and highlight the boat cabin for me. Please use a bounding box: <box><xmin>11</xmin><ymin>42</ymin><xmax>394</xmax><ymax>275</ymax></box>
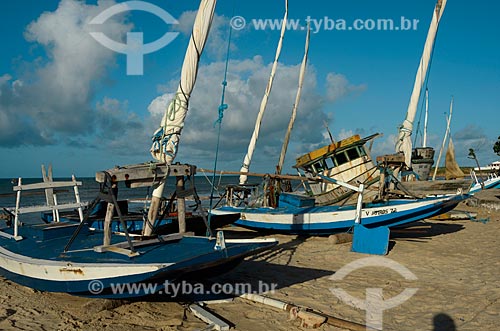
<box><xmin>294</xmin><ymin>133</ymin><xmax>381</xmax><ymax>205</ymax></box>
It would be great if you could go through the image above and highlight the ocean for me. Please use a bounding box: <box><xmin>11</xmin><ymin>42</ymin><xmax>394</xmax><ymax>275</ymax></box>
<box><xmin>0</xmin><ymin>175</ymin><xmax>262</xmax><ymax>214</ymax></box>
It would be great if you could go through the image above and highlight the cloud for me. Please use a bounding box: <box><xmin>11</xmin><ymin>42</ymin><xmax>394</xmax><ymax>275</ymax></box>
<box><xmin>147</xmin><ymin>56</ymin><xmax>363</xmax><ymax>172</ymax></box>
<box><xmin>174</xmin><ymin>11</ymin><xmax>237</xmax><ymax>60</ymax></box>
<box><xmin>325</xmin><ymin>72</ymin><xmax>366</xmax><ymax>102</ymax></box>
<box><xmin>0</xmin><ymin>0</ymin><xmax>133</xmax><ymax>147</ymax></box>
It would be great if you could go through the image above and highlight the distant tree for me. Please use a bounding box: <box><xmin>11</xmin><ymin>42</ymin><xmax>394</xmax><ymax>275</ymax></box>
<box><xmin>494</xmin><ymin>136</ymin><xmax>500</xmax><ymax>156</ymax></box>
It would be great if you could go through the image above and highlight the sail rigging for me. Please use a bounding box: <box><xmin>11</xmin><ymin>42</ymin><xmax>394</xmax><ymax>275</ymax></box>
<box><xmin>239</xmin><ymin>0</ymin><xmax>288</xmax><ymax>185</ymax></box>
<box><xmin>395</xmin><ymin>0</ymin><xmax>447</xmax><ymax>167</ymax></box>
<box><xmin>276</xmin><ymin>24</ymin><xmax>310</xmax><ymax>175</ymax></box>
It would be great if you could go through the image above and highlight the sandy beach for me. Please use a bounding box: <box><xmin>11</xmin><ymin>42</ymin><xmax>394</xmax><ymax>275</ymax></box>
<box><xmin>0</xmin><ymin>189</ymin><xmax>499</xmax><ymax>331</ymax></box>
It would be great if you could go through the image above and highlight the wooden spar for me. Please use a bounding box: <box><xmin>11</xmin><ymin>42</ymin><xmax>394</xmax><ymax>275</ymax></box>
<box><xmin>240</xmin><ymin>293</ymin><xmax>374</xmax><ymax>330</ymax></box>
<box><xmin>199</xmin><ymin>168</ymin><xmax>381</xmax><ymax>193</ymax></box>
<box><xmin>276</xmin><ymin>22</ymin><xmax>310</xmax><ymax>175</ymax></box>
<box><xmin>432</xmin><ymin>96</ymin><xmax>453</xmax><ymax>180</ymax></box>
<box><xmin>199</xmin><ymin>168</ymin><xmax>320</xmax><ymax>182</ymax></box>
<box><xmin>239</xmin><ymin>0</ymin><xmax>289</xmax><ymax>184</ymax></box>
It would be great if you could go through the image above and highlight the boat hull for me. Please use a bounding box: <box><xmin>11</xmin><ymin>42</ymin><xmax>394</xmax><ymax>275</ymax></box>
<box><xmin>213</xmin><ymin>194</ymin><xmax>468</xmax><ymax>235</ymax></box>
<box><xmin>0</xmin><ymin>224</ymin><xmax>277</xmax><ymax>298</ymax></box>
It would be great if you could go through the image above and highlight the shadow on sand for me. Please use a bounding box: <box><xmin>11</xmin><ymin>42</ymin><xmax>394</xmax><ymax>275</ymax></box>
<box><xmin>140</xmin><ymin>234</ymin><xmax>333</xmax><ymax>303</ymax></box>
<box><xmin>386</xmin><ymin>221</ymin><xmax>465</xmax><ymax>252</ymax></box>
<box><xmin>433</xmin><ymin>313</ymin><xmax>456</xmax><ymax>331</ymax></box>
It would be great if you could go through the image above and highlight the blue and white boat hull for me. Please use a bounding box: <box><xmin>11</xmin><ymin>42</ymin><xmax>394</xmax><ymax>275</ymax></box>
<box><xmin>212</xmin><ymin>193</ymin><xmax>469</xmax><ymax>235</ymax></box>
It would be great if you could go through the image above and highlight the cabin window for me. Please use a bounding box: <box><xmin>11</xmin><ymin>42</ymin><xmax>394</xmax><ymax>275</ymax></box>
<box><xmin>313</xmin><ymin>160</ymin><xmax>326</xmax><ymax>173</ymax></box>
<box><xmin>336</xmin><ymin>152</ymin><xmax>348</xmax><ymax>166</ymax></box>
<box><xmin>358</xmin><ymin>146</ymin><xmax>367</xmax><ymax>157</ymax></box>
<box><xmin>325</xmin><ymin>157</ymin><xmax>335</xmax><ymax>169</ymax></box>
<box><xmin>346</xmin><ymin>147</ymin><xmax>360</xmax><ymax>161</ymax></box>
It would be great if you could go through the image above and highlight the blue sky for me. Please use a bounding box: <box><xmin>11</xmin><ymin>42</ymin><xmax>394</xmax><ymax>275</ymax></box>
<box><xmin>0</xmin><ymin>0</ymin><xmax>499</xmax><ymax>178</ymax></box>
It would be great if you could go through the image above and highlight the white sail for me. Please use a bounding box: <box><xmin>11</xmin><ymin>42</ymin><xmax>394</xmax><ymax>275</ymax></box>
<box><xmin>276</xmin><ymin>25</ymin><xmax>310</xmax><ymax>175</ymax></box>
<box><xmin>239</xmin><ymin>0</ymin><xmax>288</xmax><ymax>184</ymax></box>
<box><xmin>151</xmin><ymin>0</ymin><xmax>216</xmax><ymax>163</ymax></box>
<box><xmin>395</xmin><ymin>0</ymin><xmax>447</xmax><ymax>166</ymax></box>
<box><xmin>145</xmin><ymin>0</ymin><xmax>216</xmax><ymax>235</ymax></box>
<box><xmin>432</xmin><ymin>96</ymin><xmax>453</xmax><ymax>180</ymax></box>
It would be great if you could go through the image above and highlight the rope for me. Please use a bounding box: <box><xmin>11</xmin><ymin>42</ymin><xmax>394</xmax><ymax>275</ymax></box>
<box><xmin>207</xmin><ymin>3</ymin><xmax>235</xmax><ymax>235</ymax></box>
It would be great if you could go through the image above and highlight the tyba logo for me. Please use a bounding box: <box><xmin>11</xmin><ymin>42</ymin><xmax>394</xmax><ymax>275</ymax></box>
<box><xmin>89</xmin><ymin>1</ymin><xmax>179</xmax><ymax>75</ymax></box>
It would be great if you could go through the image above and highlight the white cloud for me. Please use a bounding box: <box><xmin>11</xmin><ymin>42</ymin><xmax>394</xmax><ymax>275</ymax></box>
<box><xmin>174</xmin><ymin>11</ymin><xmax>237</xmax><ymax>60</ymax></box>
<box><xmin>0</xmin><ymin>0</ymin><xmax>133</xmax><ymax>146</ymax></box>
<box><xmin>147</xmin><ymin>57</ymin><xmax>364</xmax><ymax>172</ymax></box>
<box><xmin>325</xmin><ymin>72</ymin><xmax>366</xmax><ymax>102</ymax></box>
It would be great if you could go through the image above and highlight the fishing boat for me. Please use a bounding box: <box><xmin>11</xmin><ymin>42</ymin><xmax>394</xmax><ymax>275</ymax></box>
<box><xmin>474</xmin><ymin>161</ymin><xmax>500</xmax><ymax>172</ymax></box>
<box><xmin>212</xmin><ymin>137</ymin><xmax>470</xmax><ymax>235</ymax></box>
<box><xmin>212</xmin><ymin>192</ymin><xmax>467</xmax><ymax>235</ymax></box>
<box><xmin>41</xmin><ymin>198</ymin><xmax>239</xmax><ymax>236</ymax></box>
<box><xmin>0</xmin><ymin>0</ymin><xmax>277</xmax><ymax>298</ymax></box>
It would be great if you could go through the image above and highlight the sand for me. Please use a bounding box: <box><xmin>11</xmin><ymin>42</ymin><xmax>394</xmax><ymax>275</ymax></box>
<box><xmin>1</xmin><ymin>189</ymin><xmax>499</xmax><ymax>331</ymax></box>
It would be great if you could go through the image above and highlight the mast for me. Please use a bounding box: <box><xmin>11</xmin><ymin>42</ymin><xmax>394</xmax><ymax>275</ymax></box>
<box><xmin>145</xmin><ymin>0</ymin><xmax>216</xmax><ymax>235</ymax></box>
<box><xmin>423</xmin><ymin>88</ymin><xmax>429</xmax><ymax>148</ymax></box>
<box><xmin>432</xmin><ymin>96</ymin><xmax>453</xmax><ymax>180</ymax></box>
<box><xmin>239</xmin><ymin>0</ymin><xmax>288</xmax><ymax>184</ymax></box>
<box><xmin>276</xmin><ymin>24</ymin><xmax>310</xmax><ymax>175</ymax></box>
<box><xmin>395</xmin><ymin>0</ymin><xmax>447</xmax><ymax>166</ymax></box>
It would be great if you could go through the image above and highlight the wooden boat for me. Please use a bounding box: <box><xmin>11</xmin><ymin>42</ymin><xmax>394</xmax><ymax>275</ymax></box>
<box><xmin>0</xmin><ymin>0</ymin><xmax>278</xmax><ymax>298</ymax></box>
<box><xmin>0</xmin><ymin>222</ymin><xmax>276</xmax><ymax>298</ymax></box>
<box><xmin>213</xmin><ymin>192</ymin><xmax>468</xmax><ymax>235</ymax></box>
<box><xmin>41</xmin><ymin>200</ymin><xmax>239</xmax><ymax>236</ymax></box>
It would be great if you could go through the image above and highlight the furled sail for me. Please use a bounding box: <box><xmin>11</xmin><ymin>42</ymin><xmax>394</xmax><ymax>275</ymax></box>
<box><xmin>239</xmin><ymin>0</ymin><xmax>288</xmax><ymax>185</ymax></box>
<box><xmin>276</xmin><ymin>24</ymin><xmax>310</xmax><ymax>175</ymax></box>
<box><xmin>151</xmin><ymin>0</ymin><xmax>216</xmax><ymax>163</ymax></box>
<box><xmin>395</xmin><ymin>0</ymin><xmax>447</xmax><ymax>166</ymax></box>
<box><xmin>445</xmin><ymin>137</ymin><xmax>465</xmax><ymax>179</ymax></box>
<box><xmin>145</xmin><ymin>0</ymin><xmax>216</xmax><ymax>235</ymax></box>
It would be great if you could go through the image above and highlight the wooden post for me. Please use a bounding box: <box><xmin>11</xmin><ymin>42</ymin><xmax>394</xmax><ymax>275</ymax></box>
<box><xmin>14</xmin><ymin>178</ymin><xmax>22</xmax><ymax>238</ymax></box>
<box><xmin>177</xmin><ymin>176</ymin><xmax>186</xmax><ymax>233</ymax></box>
<box><xmin>143</xmin><ymin>197</ymin><xmax>160</xmax><ymax>236</ymax></box>
<box><xmin>53</xmin><ymin>194</ymin><xmax>60</xmax><ymax>222</ymax></box>
<box><xmin>42</xmin><ymin>164</ymin><xmax>56</xmax><ymax>222</ymax></box>
<box><xmin>103</xmin><ymin>203</ymin><xmax>114</xmax><ymax>246</ymax></box>
<box><xmin>72</xmin><ymin>175</ymin><xmax>84</xmax><ymax>222</ymax></box>
<box><xmin>378</xmin><ymin>170</ymin><xmax>386</xmax><ymax>199</ymax></box>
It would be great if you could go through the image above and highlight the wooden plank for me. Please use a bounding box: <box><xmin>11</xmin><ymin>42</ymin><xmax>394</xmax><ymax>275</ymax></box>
<box><xmin>16</xmin><ymin>202</ymin><xmax>87</xmax><ymax>214</ymax></box>
<box><xmin>189</xmin><ymin>304</ymin><xmax>230</xmax><ymax>331</ymax></box>
<box><xmin>95</xmin><ymin>163</ymin><xmax>195</xmax><ymax>183</ymax></box>
<box><xmin>13</xmin><ymin>181</ymin><xmax>82</xmax><ymax>191</ymax></box>
<box><xmin>93</xmin><ymin>232</ymin><xmax>193</xmax><ymax>251</ymax></box>
<box><xmin>94</xmin><ymin>246</ymin><xmax>140</xmax><ymax>257</ymax></box>
<box><xmin>41</xmin><ymin>164</ymin><xmax>55</xmax><ymax>206</ymax></box>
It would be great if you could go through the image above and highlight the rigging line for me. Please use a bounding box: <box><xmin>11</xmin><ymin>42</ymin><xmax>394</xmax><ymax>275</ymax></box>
<box><xmin>207</xmin><ymin>2</ymin><xmax>236</xmax><ymax>235</ymax></box>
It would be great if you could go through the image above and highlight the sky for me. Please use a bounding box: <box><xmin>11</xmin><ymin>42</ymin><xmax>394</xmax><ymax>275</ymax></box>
<box><xmin>0</xmin><ymin>0</ymin><xmax>499</xmax><ymax>178</ymax></box>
